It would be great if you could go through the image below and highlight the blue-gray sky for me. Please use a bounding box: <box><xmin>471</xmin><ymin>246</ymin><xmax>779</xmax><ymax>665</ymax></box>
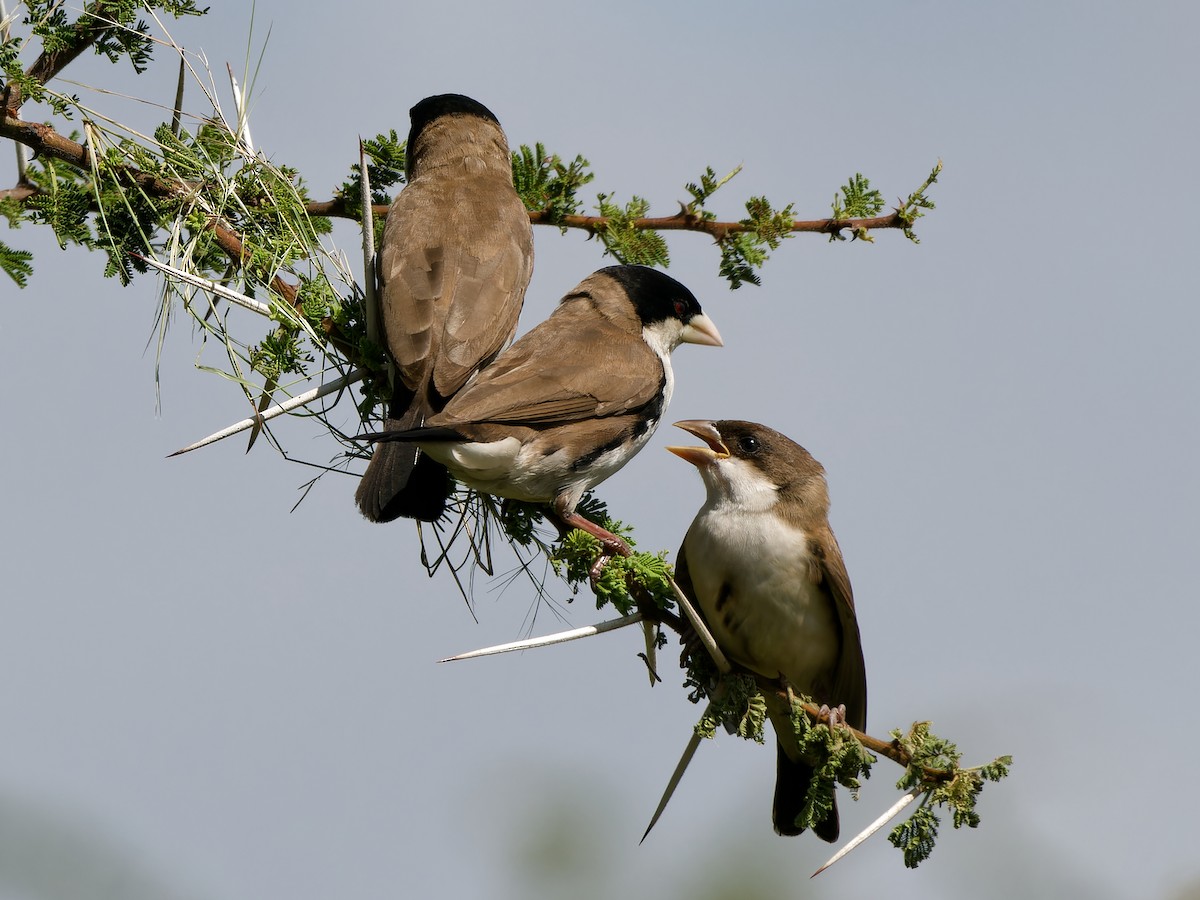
<box><xmin>3</xmin><ymin>2</ymin><xmax>1198</xmax><ymax>898</ymax></box>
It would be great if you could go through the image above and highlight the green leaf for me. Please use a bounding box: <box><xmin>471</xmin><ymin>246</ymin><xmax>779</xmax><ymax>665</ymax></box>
<box><xmin>831</xmin><ymin>172</ymin><xmax>885</xmax><ymax>221</ymax></box>
<box><xmin>0</xmin><ymin>240</ymin><xmax>35</xmax><ymax>287</ymax></box>
<box><xmin>683</xmin><ymin>164</ymin><xmax>740</xmax><ymax>219</ymax></box>
<box><xmin>890</xmin><ymin>803</ymin><xmax>940</xmax><ymax>868</ymax></box>
<box><xmin>512</xmin><ymin>143</ymin><xmax>593</xmax><ymax>225</ymax></box>
<box><xmin>339</xmin><ymin>130</ymin><xmax>407</xmax><ymax>213</ymax></box>
<box><xmin>594</xmin><ymin>193</ymin><xmax>669</xmax><ymax>266</ymax></box>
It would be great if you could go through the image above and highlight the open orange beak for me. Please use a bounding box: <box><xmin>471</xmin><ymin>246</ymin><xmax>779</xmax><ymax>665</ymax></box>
<box><xmin>666</xmin><ymin>420</ymin><xmax>729</xmax><ymax>467</ymax></box>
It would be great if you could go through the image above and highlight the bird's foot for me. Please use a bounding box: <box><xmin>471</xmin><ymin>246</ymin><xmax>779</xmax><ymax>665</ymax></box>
<box><xmin>588</xmin><ymin>550</ymin><xmax>613</xmax><ymax>584</ymax></box>
<box><xmin>546</xmin><ymin>505</ymin><xmax>633</xmax><ymax>588</ymax></box>
<box><xmin>586</xmin><ymin>533</ymin><xmax>633</xmax><ymax>585</ymax></box>
<box><xmin>818</xmin><ymin>703</ymin><xmax>848</xmax><ymax>729</ymax></box>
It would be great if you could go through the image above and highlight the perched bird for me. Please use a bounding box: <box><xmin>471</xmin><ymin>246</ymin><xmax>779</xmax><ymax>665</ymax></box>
<box><xmin>668</xmin><ymin>419</ymin><xmax>867</xmax><ymax>841</ymax></box>
<box><xmin>356</xmin><ymin>93</ymin><xmax>534</xmax><ymax>523</ymax></box>
<box><xmin>357</xmin><ymin>265</ymin><xmax>722</xmax><ymax>551</ymax></box>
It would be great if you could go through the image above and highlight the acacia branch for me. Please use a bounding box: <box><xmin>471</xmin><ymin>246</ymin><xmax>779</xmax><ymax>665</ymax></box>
<box><xmin>4</xmin><ymin>0</ymin><xmax>124</xmax><ymax>113</ymax></box>
<box><xmin>761</xmin><ymin>683</ymin><xmax>948</xmax><ymax>780</ymax></box>
<box><xmin>301</xmin><ymin>197</ymin><xmax>908</xmax><ymax>239</ymax></box>
<box><xmin>0</xmin><ymin>111</ymin><xmax>308</xmax><ymax>309</ymax></box>
<box><xmin>526</xmin><ymin>208</ymin><xmax>912</xmax><ymax>239</ymax></box>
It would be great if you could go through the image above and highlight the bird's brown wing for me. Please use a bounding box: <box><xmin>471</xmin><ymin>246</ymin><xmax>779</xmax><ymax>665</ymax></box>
<box><xmin>434</xmin><ymin>312</ymin><xmax>665</xmax><ymax>427</ymax></box>
<box><xmin>673</xmin><ymin>541</ymin><xmax>697</xmax><ymax>609</ymax></box>
<box><xmin>378</xmin><ymin>172</ymin><xmax>532</xmax><ymax>405</ymax></box>
<box><xmin>809</xmin><ymin>526</ymin><xmax>868</xmax><ymax>731</ymax></box>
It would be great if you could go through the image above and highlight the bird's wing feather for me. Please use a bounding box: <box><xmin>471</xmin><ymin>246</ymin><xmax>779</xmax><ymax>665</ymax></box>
<box><xmin>378</xmin><ymin>173</ymin><xmax>532</xmax><ymax>404</ymax></box>
<box><xmin>436</xmin><ymin>315</ymin><xmax>664</xmax><ymax>426</ymax></box>
<box><xmin>809</xmin><ymin>527</ymin><xmax>868</xmax><ymax>730</ymax></box>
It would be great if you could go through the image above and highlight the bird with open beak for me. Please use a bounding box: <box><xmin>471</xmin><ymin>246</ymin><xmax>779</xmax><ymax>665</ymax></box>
<box><xmin>357</xmin><ymin>265</ymin><xmax>721</xmax><ymax>556</ymax></box>
<box><xmin>355</xmin><ymin>93</ymin><xmax>534</xmax><ymax>523</ymax></box>
<box><xmin>668</xmin><ymin>419</ymin><xmax>867</xmax><ymax>841</ymax></box>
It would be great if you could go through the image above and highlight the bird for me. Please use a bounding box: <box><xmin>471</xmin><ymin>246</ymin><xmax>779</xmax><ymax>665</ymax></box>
<box><xmin>667</xmin><ymin>419</ymin><xmax>867</xmax><ymax>841</ymax></box>
<box><xmin>356</xmin><ymin>265</ymin><xmax>722</xmax><ymax>552</ymax></box>
<box><xmin>355</xmin><ymin>93</ymin><xmax>534</xmax><ymax>523</ymax></box>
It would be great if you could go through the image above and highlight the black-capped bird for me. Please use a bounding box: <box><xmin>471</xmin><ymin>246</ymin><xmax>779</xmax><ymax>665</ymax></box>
<box><xmin>356</xmin><ymin>93</ymin><xmax>534</xmax><ymax>523</ymax></box>
<box><xmin>667</xmin><ymin>419</ymin><xmax>867</xmax><ymax>841</ymax></box>
<box><xmin>357</xmin><ymin>265</ymin><xmax>721</xmax><ymax>551</ymax></box>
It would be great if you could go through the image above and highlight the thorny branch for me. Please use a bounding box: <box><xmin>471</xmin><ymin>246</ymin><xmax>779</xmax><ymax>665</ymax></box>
<box><xmin>303</xmin><ymin>197</ymin><xmax>915</xmax><ymax>241</ymax></box>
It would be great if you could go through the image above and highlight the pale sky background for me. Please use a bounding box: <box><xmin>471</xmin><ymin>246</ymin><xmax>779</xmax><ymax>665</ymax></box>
<box><xmin>3</xmin><ymin>2</ymin><xmax>1198</xmax><ymax>898</ymax></box>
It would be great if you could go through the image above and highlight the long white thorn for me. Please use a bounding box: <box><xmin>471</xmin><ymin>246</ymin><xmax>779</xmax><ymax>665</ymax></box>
<box><xmin>169</xmin><ymin>369</ymin><xmax>365</xmax><ymax>456</ymax></box>
<box><xmin>439</xmin><ymin>612</ymin><xmax>645</xmax><ymax>662</ymax></box>
<box><xmin>640</xmin><ymin>703</ymin><xmax>711</xmax><ymax>843</ymax></box>
<box><xmin>641</xmin><ymin>620</ymin><xmax>659</xmax><ymax>686</ymax></box>
<box><xmin>134</xmin><ymin>252</ymin><xmax>272</xmax><ymax>317</ymax></box>
<box><xmin>226</xmin><ymin>63</ymin><xmax>254</xmax><ymax>153</ymax></box>
<box><xmin>811</xmin><ymin>788</ymin><xmax>922</xmax><ymax>878</ymax></box>
<box><xmin>668</xmin><ymin>575</ymin><xmax>730</xmax><ymax>674</ymax></box>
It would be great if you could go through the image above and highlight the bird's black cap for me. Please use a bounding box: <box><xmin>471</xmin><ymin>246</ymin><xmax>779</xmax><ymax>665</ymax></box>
<box><xmin>599</xmin><ymin>265</ymin><xmax>705</xmax><ymax>326</ymax></box>
<box><xmin>408</xmin><ymin>93</ymin><xmax>501</xmax><ymax>140</ymax></box>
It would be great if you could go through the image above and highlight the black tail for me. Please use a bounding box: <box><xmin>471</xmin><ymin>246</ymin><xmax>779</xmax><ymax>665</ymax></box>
<box><xmin>772</xmin><ymin>741</ymin><xmax>839</xmax><ymax>842</ymax></box>
<box><xmin>355</xmin><ymin>411</ymin><xmax>452</xmax><ymax>523</ymax></box>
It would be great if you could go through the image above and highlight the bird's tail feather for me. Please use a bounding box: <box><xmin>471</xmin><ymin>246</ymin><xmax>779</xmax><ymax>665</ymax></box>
<box><xmin>772</xmin><ymin>741</ymin><xmax>839</xmax><ymax>842</ymax></box>
<box><xmin>355</xmin><ymin>408</ymin><xmax>452</xmax><ymax>523</ymax></box>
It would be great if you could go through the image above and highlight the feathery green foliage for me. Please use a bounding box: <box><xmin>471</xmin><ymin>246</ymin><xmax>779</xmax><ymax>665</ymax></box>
<box><xmin>1</xmin><ymin>1</ymin><xmax>207</xmax><ymax>112</ymax></box>
<box><xmin>512</xmin><ymin>143</ymin><xmax>593</xmax><ymax>225</ymax></box>
<box><xmin>718</xmin><ymin>196</ymin><xmax>797</xmax><ymax>288</ymax></box>
<box><xmin>887</xmin><ymin>720</ymin><xmax>1013</xmax><ymax>867</ymax></box>
<box><xmin>684</xmin><ymin>164</ymin><xmax>742</xmax><ymax>218</ymax></box>
<box><xmin>830</xmin><ymin>172</ymin><xmax>885</xmax><ymax>242</ymax></box>
<box><xmin>594</xmin><ymin>193</ymin><xmax>670</xmax><ymax>267</ymax></box>
<box><xmin>338</xmin><ymin>130</ymin><xmax>406</xmax><ymax>216</ymax></box>
<box><xmin>896</xmin><ymin>160</ymin><xmax>942</xmax><ymax>243</ymax></box>
<box><xmin>891</xmin><ymin>804</ymin><xmax>940</xmax><ymax>868</ymax></box>
<box><xmin>695</xmin><ymin>673</ymin><xmax>766</xmax><ymax>743</ymax></box>
<box><xmin>0</xmin><ymin>239</ymin><xmax>34</xmax><ymax>286</ymax></box>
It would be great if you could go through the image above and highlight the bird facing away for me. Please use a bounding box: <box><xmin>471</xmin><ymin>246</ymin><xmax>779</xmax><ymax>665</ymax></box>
<box><xmin>668</xmin><ymin>419</ymin><xmax>867</xmax><ymax>841</ymax></box>
<box><xmin>357</xmin><ymin>265</ymin><xmax>722</xmax><ymax>552</ymax></box>
<box><xmin>355</xmin><ymin>93</ymin><xmax>534</xmax><ymax>523</ymax></box>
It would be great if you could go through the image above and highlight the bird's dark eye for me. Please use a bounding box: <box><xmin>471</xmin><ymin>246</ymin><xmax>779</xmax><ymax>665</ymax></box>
<box><xmin>673</xmin><ymin>298</ymin><xmax>687</xmax><ymax>318</ymax></box>
<box><xmin>737</xmin><ymin>435</ymin><xmax>759</xmax><ymax>455</ymax></box>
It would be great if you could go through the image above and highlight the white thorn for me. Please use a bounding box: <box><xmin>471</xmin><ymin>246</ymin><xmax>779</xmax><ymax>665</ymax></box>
<box><xmin>439</xmin><ymin>612</ymin><xmax>644</xmax><ymax>662</ymax></box>
<box><xmin>811</xmin><ymin>788</ymin><xmax>922</xmax><ymax>878</ymax></box>
<box><xmin>642</xmin><ymin>619</ymin><xmax>658</xmax><ymax>686</ymax></box>
<box><xmin>359</xmin><ymin>137</ymin><xmax>381</xmax><ymax>350</ymax></box>
<box><xmin>641</xmin><ymin>702</ymin><xmax>712</xmax><ymax>843</ymax></box>
<box><xmin>169</xmin><ymin>369</ymin><xmax>365</xmax><ymax>456</ymax></box>
<box><xmin>135</xmin><ymin>253</ymin><xmax>273</xmax><ymax>317</ymax></box>
<box><xmin>226</xmin><ymin>63</ymin><xmax>253</xmax><ymax>153</ymax></box>
<box><xmin>668</xmin><ymin>575</ymin><xmax>730</xmax><ymax>674</ymax></box>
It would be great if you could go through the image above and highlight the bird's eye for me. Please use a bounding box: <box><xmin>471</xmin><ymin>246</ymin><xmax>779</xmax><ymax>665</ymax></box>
<box><xmin>673</xmin><ymin>298</ymin><xmax>687</xmax><ymax>318</ymax></box>
<box><xmin>737</xmin><ymin>435</ymin><xmax>759</xmax><ymax>454</ymax></box>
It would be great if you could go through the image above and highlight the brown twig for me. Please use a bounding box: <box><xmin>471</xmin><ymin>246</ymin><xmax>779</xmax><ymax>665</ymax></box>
<box><xmin>0</xmin><ymin>182</ymin><xmax>37</xmax><ymax>202</ymax></box>
<box><xmin>6</xmin><ymin>0</ymin><xmax>124</xmax><ymax>114</ymax></box>
<box><xmin>525</xmin><ymin>208</ymin><xmax>911</xmax><ymax>239</ymax></box>
<box><xmin>301</xmin><ymin>197</ymin><xmax>907</xmax><ymax>240</ymax></box>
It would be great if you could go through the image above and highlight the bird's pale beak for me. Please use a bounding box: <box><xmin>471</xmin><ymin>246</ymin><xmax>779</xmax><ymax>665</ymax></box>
<box><xmin>679</xmin><ymin>313</ymin><xmax>723</xmax><ymax>347</ymax></box>
<box><xmin>666</xmin><ymin>419</ymin><xmax>728</xmax><ymax>466</ymax></box>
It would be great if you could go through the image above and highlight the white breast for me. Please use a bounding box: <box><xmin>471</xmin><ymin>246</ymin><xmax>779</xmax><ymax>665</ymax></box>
<box><xmin>685</xmin><ymin>460</ymin><xmax>838</xmax><ymax>687</ymax></box>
